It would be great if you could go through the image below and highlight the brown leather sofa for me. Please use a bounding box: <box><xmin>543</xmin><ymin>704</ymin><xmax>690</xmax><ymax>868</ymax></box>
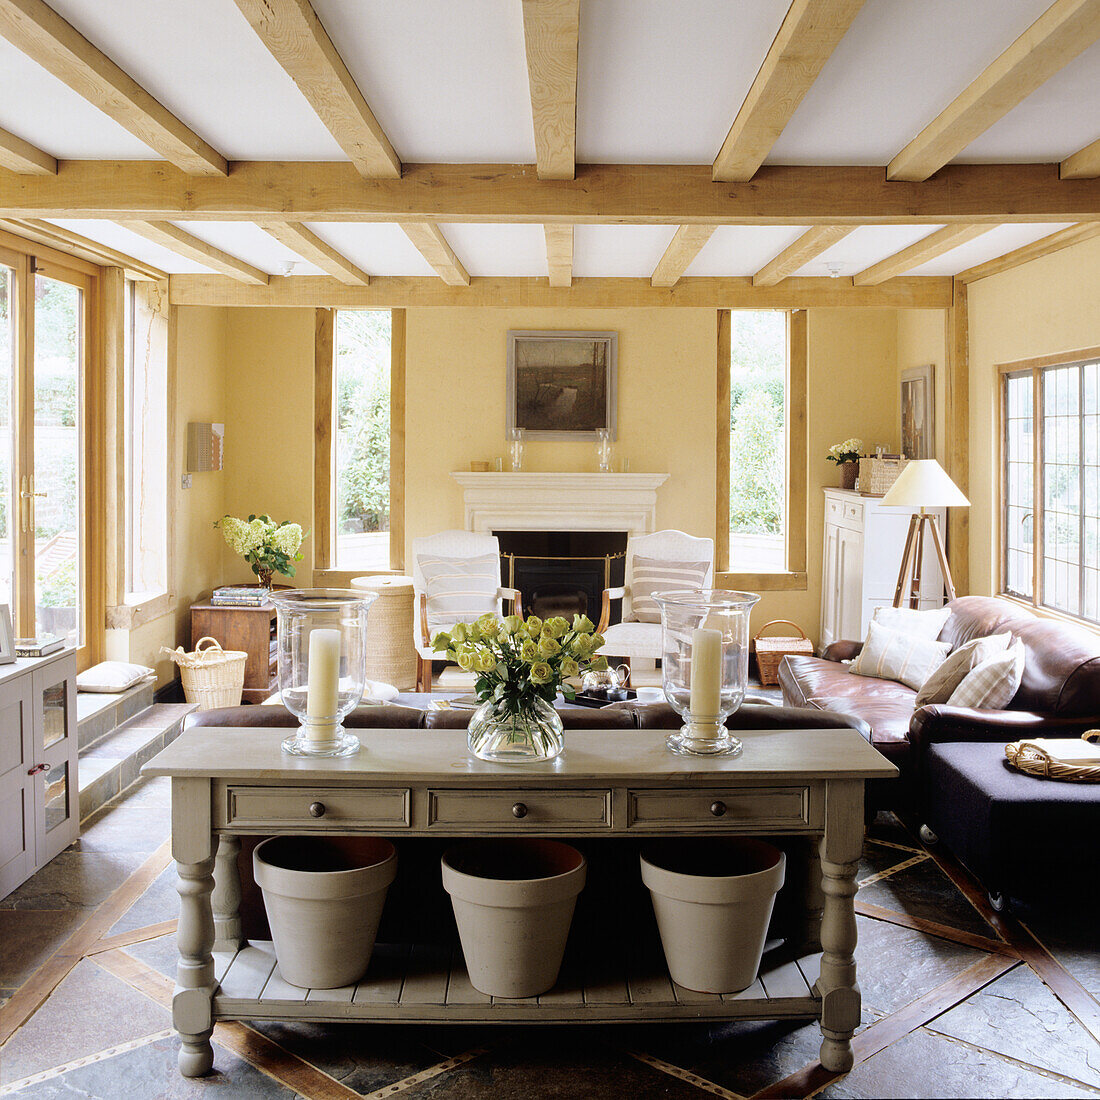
<box><xmin>779</xmin><ymin>595</ymin><xmax>1100</xmax><ymax>806</ymax></box>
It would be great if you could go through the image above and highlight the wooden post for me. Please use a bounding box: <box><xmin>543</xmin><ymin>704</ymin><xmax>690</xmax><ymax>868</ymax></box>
<box><xmin>211</xmin><ymin>834</ymin><xmax>243</xmax><ymax>953</ymax></box>
<box><xmin>946</xmin><ymin>281</ymin><xmax>970</xmax><ymax>595</ymax></box>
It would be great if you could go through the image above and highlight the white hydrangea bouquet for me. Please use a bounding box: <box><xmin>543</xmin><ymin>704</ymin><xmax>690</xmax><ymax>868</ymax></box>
<box><xmin>217</xmin><ymin>514</ymin><xmax>307</xmax><ymax>590</ymax></box>
<box><xmin>826</xmin><ymin>437</ymin><xmax>863</xmax><ymax>465</ymax></box>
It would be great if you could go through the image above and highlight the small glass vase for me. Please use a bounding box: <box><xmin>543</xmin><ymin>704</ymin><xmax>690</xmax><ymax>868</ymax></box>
<box><xmin>271</xmin><ymin>588</ymin><xmax>378</xmax><ymax>757</ymax></box>
<box><xmin>653</xmin><ymin>589</ymin><xmax>761</xmax><ymax>757</ymax></box>
<box><xmin>467</xmin><ymin>694</ymin><xmax>564</xmax><ymax>763</ymax></box>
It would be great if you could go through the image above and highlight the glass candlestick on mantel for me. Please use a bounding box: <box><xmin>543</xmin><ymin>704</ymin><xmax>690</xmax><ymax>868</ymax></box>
<box><xmin>653</xmin><ymin>589</ymin><xmax>760</xmax><ymax>756</ymax></box>
<box><xmin>595</xmin><ymin>427</ymin><xmax>612</xmax><ymax>472</ymax></box>
<box><xmin>271</xmin><ymin>589</ymin><xmax>377</xmax><ymax>757</ymax></box>
<box><xmin>509</xmin><ymin>428</ymin><xmax>526</xmax><ymax>471</ymax></box>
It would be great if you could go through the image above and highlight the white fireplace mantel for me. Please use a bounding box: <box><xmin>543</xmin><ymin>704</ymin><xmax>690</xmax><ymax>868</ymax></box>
<box><xmin>450</xmin><ymin>472</ymin><xmax>670</xmax><ymax>536</ymax></box>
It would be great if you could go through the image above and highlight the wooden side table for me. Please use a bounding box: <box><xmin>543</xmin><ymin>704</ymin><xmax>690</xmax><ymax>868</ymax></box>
<box><xmin>190</xmin><ymin>600</ymin><xmax>277</xmax><ymax>704</ymax></box>
<box><xmin>351</xmin><ymin>575</ymin><xmax>417</xmax><ymax>691</ymax></box>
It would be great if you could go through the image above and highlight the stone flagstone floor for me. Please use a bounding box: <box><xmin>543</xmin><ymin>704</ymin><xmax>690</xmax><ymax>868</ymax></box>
<box><xmin>0</xmin><ymin>774</ymin><xmax>1098</xmax><ymax>1099</ymax></box>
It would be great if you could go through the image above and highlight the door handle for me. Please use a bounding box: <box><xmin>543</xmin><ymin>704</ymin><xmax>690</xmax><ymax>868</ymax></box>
<box><xmin>19</xmin><ymin>476</ymin><xmax>45</xmax><ymax>534</ymax></box>
<box><xmin>27</xmin><ymin>762</ymin><xmax>49</xmax><ymax>776</ymax></box>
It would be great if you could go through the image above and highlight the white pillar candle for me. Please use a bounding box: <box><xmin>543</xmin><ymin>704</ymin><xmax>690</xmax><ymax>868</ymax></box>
<box><xmin>305</xmin><ymin>628</ymin><xmax>341</xmax><ymax>742</ymax></box>
<box><xmin>689</xmin><ymin>627</ymin><xmax>722</xmax><ymax>736</ymax></box>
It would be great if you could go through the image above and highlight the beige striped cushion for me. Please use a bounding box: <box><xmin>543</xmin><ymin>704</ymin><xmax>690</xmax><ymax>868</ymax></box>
<box><xmin>946</xmin><ymin>641</ymin><xmax>1025</xmax><ymax>710</ymax></box>
<box><xmin>914</xmin><ymin>632</ymin><xmax>1012</xmax><ymax>707</ymax></box>
<box><xmin>418</xmin><ymin>553</ymin><xmax>500</xmax><ymax>633</ymax></box>
<box><xmin>849</xmin><ymin>622</ymin><xmax>951</xmax><ymax>691</ymax></box>
<box><xmin>628</xmin><ymin>556</ymin><xmax>710</xmax><ymax>623</ymax></box>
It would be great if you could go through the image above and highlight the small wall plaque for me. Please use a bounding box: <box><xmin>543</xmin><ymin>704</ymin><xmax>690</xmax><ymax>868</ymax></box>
<box><xmin>187</xmin><ymin>422</ymin><xmax>224</xmax><ymax>472</ymax></box>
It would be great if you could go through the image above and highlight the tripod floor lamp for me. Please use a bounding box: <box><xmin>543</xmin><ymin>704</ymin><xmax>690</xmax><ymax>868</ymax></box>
<box><xmin>881</xmin><ymin>460</ymin><xmax>970</xmax><ymax>608</ymax></box>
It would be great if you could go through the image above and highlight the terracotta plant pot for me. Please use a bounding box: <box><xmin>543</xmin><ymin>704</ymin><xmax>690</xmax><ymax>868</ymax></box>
<box><xmin>254</xmin><ymin>835</ymin><xmax>396</xmax><ymax>989</ymax></box>
<box><xmin>839</xmin><ymin>462</ymin><xmax>858</xmax><ymax>490</ymax></box>
<box><xmin>442</xmin><ymin>839</ymin><xmax>586</xmax><ymax>998</ymax></box>
<box><xmin>640</xmin><ymin>838</ymin><xmax>786</xmax><ymax>993</ymax></box>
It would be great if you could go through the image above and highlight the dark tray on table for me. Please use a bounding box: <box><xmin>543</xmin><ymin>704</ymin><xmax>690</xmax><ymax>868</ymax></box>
<box><xmin>570</xmin><ymin>688</ymin><xmax>637</xmax><ymax>708</ymax></box>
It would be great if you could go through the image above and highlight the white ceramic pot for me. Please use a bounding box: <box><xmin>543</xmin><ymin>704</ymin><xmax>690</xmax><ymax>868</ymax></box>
<box><xmin>442</xmin><ymin>839</ymin><xmax>586</xmax><ymax>998</ymax></box>
<box><xmin>640</xmin><ymin>838</ymin><xmax>786</xmax><ymax>993</ymax></box>
<box><xmin>254</xmin><ymin>835</ymin><xmax>397</xmax><ymax>989</ymax></box>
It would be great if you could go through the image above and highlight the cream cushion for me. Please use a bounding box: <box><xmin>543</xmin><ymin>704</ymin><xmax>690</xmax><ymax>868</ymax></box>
<box><xmin>947</xmin><ymin>641</ymin><xmax>1026</xmax><ymax>709</ymax></box>
<box><xmin>871</xmin><ymin>605</ymin><xmax>951</xmax><ymax>641</ymax></box>
<box><xmin>849</xmin><ymin>622</ymin><xmax>951</xmax><ymax>691</ymax></box>
<box><xmin>628</xmin><ymin>556</ymin><xmax>710</xmax><ymax>623</ymax></box>
<box><xmin>77</xmin><ymin>661</ymin><xmax>155</xmax><ymax>693</ymax></box>
<box><xmin>914</xmin><ymin>633</ymin><xmax>1012</xmax><ymax>707</ymax></box>
<box><xmin>600</xmin><ymin>620</ymin><xmax>662</xmax><ymax>660</ymax></box>
<box><xmin>418</xmin><ymin>552</ymin><xmax>500</xmax><ymax>633</ymax></box>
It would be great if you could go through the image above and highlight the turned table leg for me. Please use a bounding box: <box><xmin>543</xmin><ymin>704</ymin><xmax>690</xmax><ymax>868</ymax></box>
<box><xmin>817</xmin><ymin>779</ymin><xmax>863</xmax><ymax>1074</ymax></box>
<box><xmin>212</xmin><ymin>834</ymin><xmax>243</xmax><ymax>953</ymax></box>
<box><xmin>172</xmin><ymin>778</ymin><xmax>216</xmax><ymax>1078</ymax></box>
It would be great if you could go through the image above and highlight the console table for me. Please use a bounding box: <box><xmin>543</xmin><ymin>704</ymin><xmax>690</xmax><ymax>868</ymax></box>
<box><xmin>145</xmin><ymin>726</ymin><xmax>896</xmax><ymax>1078</ymax></box>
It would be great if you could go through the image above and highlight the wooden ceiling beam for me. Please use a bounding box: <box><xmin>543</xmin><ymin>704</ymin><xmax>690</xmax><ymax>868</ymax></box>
<box><xmin>888</xmin><ymin>0</ymin><xmax>1100</xmax><ymax>182</ymax></box>
<box><xmin>3</xmin><ymin>162</ymin><xmax>1100</xmax><ymax>224</ymax></box>
<box><xmin>1061</xmin><ymin>135</ymin><xmax>1100</xmax><ymax>180</ymax></box>
<box><xmin>232</xmin><ymin>0</ymin><xmax>400</xmax><ymax>179</ymax></box>
<box><xmin>521</xmin><ymin>0</ymin><xmax>580</xmax><ymax>180</ymax></box>
<box><xmin>651</xmin><ymin>225</ymin><xmax>717</xmax><ymax>287</ymax></box>
<box><xmin>399</xmin><ymin>223</ymin><xmax>470</xmax><ymax>286</ymax></box>
<box><xmin>853</xmin><ymin>225</ymin><xmax>991</xmax><ymax>286</ymax></box>
<box><xmin>0</xmin><ymin>218</ymin><xmax>166</xmax><ymax>279</ymax></box>
<box><xmin>121</xmin><ymin>221</ymin><xmax>269</xmax><ymax>284</ymax></box>
<box><xmin>168</xmin><ymin>274</ymin><xmax>953</xmax><ymax>310</ymax></box>
<box><xmin>752</xmin><ymin>225</ymin><xmax>853</xmax><ymax>286</ymax></box>
<box><xmin>544</xmin><ymin>224</ymin><xmax>573</xmax><ymax>287</ymax></box>
<box><xmin>957</xmin><ymin>222</ymin><xmax>1100</xmax><ymax>282</ymax></box>
<box><xmin>258</xmin><ymin>221</ymin><xmax>369</xmax><ymax>285</ymax></box>
<box><xmin>0</xmin><ymin>126</ymin><xmax>55</xmax><ymax>174</ymax></box>
<box><xmin>713</xmin><ymin>0</ymin><xmax>866</xmax><ymax>182</ymax></box>
<box><xmin>0</xmin><ymin>0</ymin><xmax>226</xmax><ymax>175</ymax></box>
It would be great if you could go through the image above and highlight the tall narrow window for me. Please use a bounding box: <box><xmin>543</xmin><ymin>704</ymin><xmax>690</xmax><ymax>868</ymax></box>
<box><xmin>1000</xmin><ymin>353</ymin><xmax>1100</xmax><ymax>625</ymax></box>
<box><xmin>333</xmin><ymin>310</ymin><xmax>392</xmax><ymax>571</ymax></box>
<box><xmin>728</xmin><ymin>311</ymin><xmax>787</xmax><ymax>572</ymax></box>
<box><xmin>0</xmin><ymin>262</ymin><xmax>13</xmax><ymax>609</ymax></box>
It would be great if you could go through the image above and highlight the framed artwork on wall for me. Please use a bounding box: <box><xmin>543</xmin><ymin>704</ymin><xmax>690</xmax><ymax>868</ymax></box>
<box><xmin>506</xmin><ymin>330</ymin><xmax>617</xmax><ymax>441</ymax></box>
<box><xmin>901</xmin><ymin>365</ymin><xmax>934</xmax><ymax>460</ymax></box>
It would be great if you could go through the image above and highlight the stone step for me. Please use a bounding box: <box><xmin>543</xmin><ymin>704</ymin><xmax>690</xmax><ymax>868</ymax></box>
<box><xmin>78</xmin><ymin>702</ymin><xmax>195</xmax><ymax>821</ymax></box>
<box><xmin>77</xmin><ymin>679</ymin><xmax>158</xmax><ymax>752</ymax></box>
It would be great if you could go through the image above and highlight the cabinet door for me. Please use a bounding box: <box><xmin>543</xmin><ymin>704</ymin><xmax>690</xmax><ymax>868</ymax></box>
<box><xmin>821</xmin><ymin>524</ymin><xmax>840</xmax><ymax>649</ymax></box>
<box><xmin>0</xmin><ymin>674</ymin><xmax>34</xmax><ymax>898</ymax></box>
<box><xmin>837</xmin><ymin>527</ymin><xmax>865</xmax><ymax>643</ymax></box>
<box><xmin>31</xmin><ymin>656</ymin><xmax>78</xmax><ymax>865</ymax></box>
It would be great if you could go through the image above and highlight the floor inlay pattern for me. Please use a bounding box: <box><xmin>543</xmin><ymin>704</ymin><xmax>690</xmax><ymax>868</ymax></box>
<box><xmin>1</xmin><ymin>788</ymin><xmax>1097</xmax><ymax>1099</ymax></box>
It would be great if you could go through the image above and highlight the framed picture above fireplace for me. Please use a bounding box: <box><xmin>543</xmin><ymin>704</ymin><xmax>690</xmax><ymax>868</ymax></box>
<box><xmin>506</xmin><ymin>330</ymin><xmax>617</xmax><ymax>441</ymax></box>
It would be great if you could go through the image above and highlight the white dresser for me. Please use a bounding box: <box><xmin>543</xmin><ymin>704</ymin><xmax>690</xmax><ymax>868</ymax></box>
<box><xmin>820</xmin><ymin>489</ymin><xmax>947</xmax><ymax>651</ymax></box>
<box><xmin>0</xmin><ymin>649</ymin><xmax>79</xmax><ymax>899</ymax></box>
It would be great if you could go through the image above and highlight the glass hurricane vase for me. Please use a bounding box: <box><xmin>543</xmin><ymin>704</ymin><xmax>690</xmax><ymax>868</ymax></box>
<box><xmin>467</xmin><ymin>694</ymin><xmax>564</xmax><ymax>763</ymax></box>
<box><xmin>271</xmin><ymin>589</ymin><xmax>378</xmax><ymax>757</ymax></box>
<box><xmin>653</xmin><ymin>589</ymin><xmax>761</xmax><ymax>757</ymax></box>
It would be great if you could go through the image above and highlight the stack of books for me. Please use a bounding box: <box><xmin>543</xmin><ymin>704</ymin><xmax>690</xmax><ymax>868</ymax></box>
<box><xmin>210</xmin><ymin>585</ymin><xmax>272</xmax><ymax>607</ymax></box>
<box><xmin>15</xmin><ymin>635</ymin><xmax>65</xmax><ymax>657</ymax></box>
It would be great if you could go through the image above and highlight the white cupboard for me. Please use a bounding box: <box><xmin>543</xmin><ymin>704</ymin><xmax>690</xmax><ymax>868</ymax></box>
<box><xmin>820</xmin><ymin>489</ymin><xmax>947</xmax><ymax>651</ymax></box>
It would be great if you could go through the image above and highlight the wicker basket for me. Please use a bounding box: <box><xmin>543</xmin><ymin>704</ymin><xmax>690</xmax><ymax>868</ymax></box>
<box><xmin>1004</xmin><ymin>731</ymin><xmax>1100</xmax><ymax>782</ymax></box>
<box><xmin>753</xmin><ymin>620</ymin><xmax>814</xmax><ymax>687</ymax></box>
<box><xmin>162</xmin><ymin>636</ymin><xmax>247</xmax><ymax>710</ymax></box>
<box><xmin>858</xmin><ymin>455</ymin><xmax>908</xmax><ymax>497</ymax></box>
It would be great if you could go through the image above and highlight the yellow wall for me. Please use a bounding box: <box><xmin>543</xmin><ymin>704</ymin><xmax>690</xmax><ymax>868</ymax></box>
<box><xmin>107</xmin><ymin>306</ymin><xmax>229</xmax><ymax>684</ymax></box>
<box><xmin>967</xmin><ymin>234</ymin><xmax>1100</xmax><ymax>598</ymax></box>
<box><xmin>896</xmin><ymin>309</ymin><xmax>947</xmax><ymax>463</ymax></box>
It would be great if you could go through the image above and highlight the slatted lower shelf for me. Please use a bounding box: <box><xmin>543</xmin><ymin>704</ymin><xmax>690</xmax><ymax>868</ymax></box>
<box><xmin>213</xmin><ymin>941</ymin><xmax>822</xmax><ymax>1023</ymax></box>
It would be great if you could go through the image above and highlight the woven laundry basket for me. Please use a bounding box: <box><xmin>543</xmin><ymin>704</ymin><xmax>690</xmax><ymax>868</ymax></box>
<box><xmin>753</xmin><ymin>620</ymin><xmax>814</xmax><ymax>687</ymax></box>
<box><xmin>351</xmin><ymin>575</ymin><xmax>417</xmax><ymax>691</ymax></box>
<box><xmin>162</xmin><ymin>636</ymin><xmax>247</xmax><ymax>710</ymax></box>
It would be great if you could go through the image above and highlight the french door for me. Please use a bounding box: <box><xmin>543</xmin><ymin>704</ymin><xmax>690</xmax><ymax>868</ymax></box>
<box><xmin>0</xmin><ymin>244</ymin><xmax>96</xmax><ymax>661</ymax></box>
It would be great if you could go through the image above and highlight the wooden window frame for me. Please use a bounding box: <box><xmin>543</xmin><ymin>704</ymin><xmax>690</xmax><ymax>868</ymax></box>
<box><xmin>715</xmin><ymin>308</ymin><xmax>808</xmax><ymax>591</ymax></box>
<box><xmin>996</xmin><ymin>344</ymin><xmax>1100</xmax><ymax>630</ymax></box>
<box><xmin>0</xmin><ymin>236</ymin><xmax>104</xmax><ymax>670</ymax></box>
<box><xmin>313</xmin><ymin>307</ymin><xmax>405</xmax><ymax>584</ymax></box>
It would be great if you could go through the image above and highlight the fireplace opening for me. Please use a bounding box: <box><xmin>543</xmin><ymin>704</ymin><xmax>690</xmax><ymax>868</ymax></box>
<box><xmin>495</xmin><ymin>531</ymin><xmax>627</xmax><ymax>626</ymax></box>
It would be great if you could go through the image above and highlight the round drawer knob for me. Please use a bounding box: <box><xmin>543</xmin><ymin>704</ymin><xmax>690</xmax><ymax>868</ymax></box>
<box><xmin>309</xmin><ymin>801</ymin><xmax>326</xmax><ymax>818</ymax></box>
<box><xmin>512</xmin><ymin>802</ymin><xmax>528</xmax><ymax>819</ymax></box>
<box><xmin>710</xmin><ymin>800</ymin><xmax>727</xmax><ymax>817</ymax></box>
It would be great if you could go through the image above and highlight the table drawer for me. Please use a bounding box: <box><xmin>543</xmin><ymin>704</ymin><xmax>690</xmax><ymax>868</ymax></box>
<box><xmin>225</xmin><ymin>786</ymin><xmax>411</xmax><ymax>829</ymax></box>
<box><xmin>427</xmin><ymin>788</ymin><xmax>612</xmax><ymax>830</ymax></box>
<box><xmin>627</xmin><ymin>787</ymin><xmax>812</xmax><ymax>829</ymax></box>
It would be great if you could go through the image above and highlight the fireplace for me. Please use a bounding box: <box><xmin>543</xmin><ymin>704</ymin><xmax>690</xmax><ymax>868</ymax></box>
<box><xmin>495</xmin><ymin>531</ymin><xmax>627</xmax><ymax>625</ymax></box>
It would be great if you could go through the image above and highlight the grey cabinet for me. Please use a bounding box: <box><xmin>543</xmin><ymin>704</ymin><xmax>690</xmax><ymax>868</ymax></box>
<box><xmin>0</xmin><ymin>651</ymin><xmax>78</xmax><ymax>899</ymax></box>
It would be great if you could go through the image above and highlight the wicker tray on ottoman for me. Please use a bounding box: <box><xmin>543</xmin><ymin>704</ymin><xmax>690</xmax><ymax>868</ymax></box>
<box><xmin>753</xmin><ymin>620</ymin><xmax>814</xmax><ymax>687</ymax></box>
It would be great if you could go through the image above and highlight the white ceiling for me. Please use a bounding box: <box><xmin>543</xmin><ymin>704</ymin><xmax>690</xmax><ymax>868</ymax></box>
<box><xmin>5</xmin><ymin>1</ymin><xmax>1097</xmax><ymax>281</ymax></box>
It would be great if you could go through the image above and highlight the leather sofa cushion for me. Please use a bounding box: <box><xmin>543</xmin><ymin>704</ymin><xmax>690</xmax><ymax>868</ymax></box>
<box><xmin>185</xmin><ymin>703</ymin><xmax>426</xmax><ymax>729</ymax></box>
<box><xmin>619</xmin><ymin>700</ymin><xmax>871</xmax><ymax>739</ymax></box>
<box><xmin>780</xmin><ymin>655</ymin><xmax>916</xmax><ymax>709</ymax></box>
<box><xmin>423</xmin><ymin>706</ymin><xmax>636</xmax><ymax>731</ymax></box>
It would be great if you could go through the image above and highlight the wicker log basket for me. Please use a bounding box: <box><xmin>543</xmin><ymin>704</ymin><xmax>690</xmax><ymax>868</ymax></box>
<box><xmin>753</xmin><ymin>620</ymin><xmax>814</xmax><ymax>687</ymax></box>
<box><xmin>162</xmin><ymin>636</ymin><xmax>247</xmax><ymax>710</ymax></box>
<box><xmin>1004</xmin><ymin>731</ymin><xmax>1100</xmax><ymax>782</ymax></box>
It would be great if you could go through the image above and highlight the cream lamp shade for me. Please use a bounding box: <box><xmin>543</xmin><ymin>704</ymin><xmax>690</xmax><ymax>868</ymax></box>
<box><xmin>881</xmin><ymin>460</ymin><xmax>969</xmax><ymax>509</ymax></box>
